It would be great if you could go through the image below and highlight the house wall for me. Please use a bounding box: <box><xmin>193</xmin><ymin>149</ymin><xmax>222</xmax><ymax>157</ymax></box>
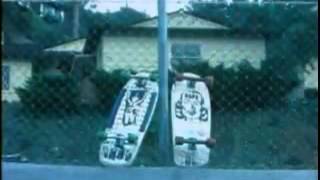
<box><xmin>172</xmin><ymin>36</ymin><xmax>266</xmax><ymax>69</ymax></box>
<box><xmin>2</xmin><ymin>60</ymin><xmax>32</xmax><ymax>102</ymax></box>
<box><xmin>99</xmin><ymin>32</ymin><xmax>266</xmax><ymax>71</ymax></box>
<box><xmin>100</xmin><ymin>33</ymin><xmax>158</xmax><ymax>71</ymax></box>
<box><xmin>304</xmin><ymin>58</ymin><xmax>318</xmax><ymax>90</ymax></box>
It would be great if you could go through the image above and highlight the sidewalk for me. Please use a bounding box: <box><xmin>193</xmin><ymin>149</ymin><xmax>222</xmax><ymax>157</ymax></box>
<box><xmin>2</xmin><ymin>162</ymin><xmax>318</xmax><ymax>180</ymax></box>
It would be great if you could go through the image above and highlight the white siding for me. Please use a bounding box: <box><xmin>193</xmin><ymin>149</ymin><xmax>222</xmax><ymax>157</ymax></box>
<box><xmin>304</xmin><ymin>59</ymin><xmax>318</xmax><ymax>90</ymax></box>
<box><xmin>2</xmin><ymin>61</ymin><xmax>32</xmax><ymax>102</ymax></box>
<box><xmin>197</xmin><ymin>36</ymin><xmax>266</xmax><ymax>69</ymax></box>
<box><xmin>100</xmin><ymin>35</ymin><xmax>158</xmax><ymax>72</ymax></box>
<box><xmin>99</xmin><ymin>34</ymin><xmax>266</xmax><ymax>71</ymax></box>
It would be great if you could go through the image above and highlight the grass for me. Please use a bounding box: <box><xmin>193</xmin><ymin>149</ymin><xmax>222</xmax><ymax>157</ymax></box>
<box><xmin>2</xmin><ymin>99</ymin><xmax>318</xmax><ymax>169</ymax></box>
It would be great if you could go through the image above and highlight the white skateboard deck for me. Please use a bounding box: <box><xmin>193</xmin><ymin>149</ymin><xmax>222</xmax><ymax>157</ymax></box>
<box><xmin>99</xmin><ymin>72</ymin><xmax>158</xmax><ymax>166</ymax></box>
<box><xmin>171</xmin><ymin>73</ymin><xmax>212</xmax><ymax>167</ymax></box>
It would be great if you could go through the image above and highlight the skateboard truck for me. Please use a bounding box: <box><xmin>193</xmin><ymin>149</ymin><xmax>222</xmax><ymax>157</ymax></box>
<box><xmin>131</xmin><ymin>73</ymin><xmax>150</xmax><ymax>87</ymax></box>
<box><xmin>99</xmin><ymin>133</ymin><xmax>138</xmax><ymax>162</ymax></box>
<box><xmin>175</xmin><ymin>136</ymin><xmax>216</xmax><ymax>148</ymax></box>
<box><xmin>174</xmin><ymin>73</ymin><xmax>214</xmax><ymax>88</ymax></box>
<box><xmin>98</xmin><ymin>132</ymin><xmax>138</xmax><ymax>145</ymax></box>
<box><xmin>135</xmin><ymin>77</ymin><xmax>148</xmax><ymax>87</ymax></box>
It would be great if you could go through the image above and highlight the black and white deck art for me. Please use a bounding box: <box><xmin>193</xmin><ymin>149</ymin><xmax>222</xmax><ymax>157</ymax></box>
<box><xmin>99</xmin><ymin>73</ymin><xmax>158</xmax><ymax>166</ymax></box>
<box><xmin>171</xmin><ymin>73</ymin><xmax>212</xmax><ymax>167</ymax></box>
<box><xmin>175</xmin><ymin>90</ymin><xmax>208</xmax><ymax>122</ymax></box>
<box><xmin>122</xmin><ymin>90</ymin><xmax>149</xmax><ymax>126</ymax></box>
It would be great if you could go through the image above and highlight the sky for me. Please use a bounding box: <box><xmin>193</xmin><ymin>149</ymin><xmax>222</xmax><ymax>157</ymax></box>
<box><xmin>82</xmin><ymin>0</ymin><xmax>276</xmax><ymax>17</ymax></box>
<box><xmin>82</xmin><ymin>0</ymin><xmax>269</xmax><ymax>17</ymax></box>
<box><xmin>84</xmin><ymin>0</ymin><xmax>190</xmax><ymax>16</ymax></box>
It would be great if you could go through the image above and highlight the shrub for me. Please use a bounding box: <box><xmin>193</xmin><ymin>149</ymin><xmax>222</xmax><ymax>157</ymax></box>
<box><xmin>176</xmin><ymin>60</ymin><xmax>299</xmax><ymax>111</ymax></box>
<box><xmin>16</xmin><ymin>73</ymin><xmax>80</xmax><ymax>114</ymax></box>
<box><xmin>90</xmin><ymin>69</ymin><xmax>131</xmax><ymax>112</ymax></box>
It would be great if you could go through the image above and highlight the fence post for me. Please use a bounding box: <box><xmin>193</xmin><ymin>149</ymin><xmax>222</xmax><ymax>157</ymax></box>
<box><xmin>157</xmin><ymin>0</ymin><xmax>171</xmax><ymax>165</ymax></box>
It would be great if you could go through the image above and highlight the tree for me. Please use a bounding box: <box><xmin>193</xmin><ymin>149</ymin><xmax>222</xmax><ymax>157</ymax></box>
<box><xmin>2</xmin><ymin>2</ymin><xmax>70</xmax><ymax>46</ymax></box>
<box><xmin>107</xmin><ymin>7</ymin><xmax>149</xmax><ymax>26</ymax></box>
<box><xmin>188</xmin><ymin>1</ymin><xmax>318</xmax><ymax>81</ymax></box>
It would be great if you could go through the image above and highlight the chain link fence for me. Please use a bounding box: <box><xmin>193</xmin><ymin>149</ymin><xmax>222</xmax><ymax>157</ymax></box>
<box><xmin>2</xmin><ymin>1</ymin><xmax>318</xmax><ymax>169</ymax></box>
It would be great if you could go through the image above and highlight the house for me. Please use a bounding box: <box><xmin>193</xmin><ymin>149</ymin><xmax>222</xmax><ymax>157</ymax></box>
<box><xmin>42</xmin><ymin>38</ymin><xmax>97</xmax><ymax>105</ymax></box>
<box><xmin>304</xmin><ymin>58</ymin><xmax>318</xmax><ymax>98</ymax></box>
<box><xmin>89</xmin><ymin>10</ymin><xmax>267</xmax><ymax>72</ymax></box>
<box><xmin>45</xmin><ymin>10</ymin><xmax>267</xmax><ymax>72</ymax></box>
<box><xmin>42</xmin><ymin>37</ymin><xmax>95</xmax><ymax>80</ymax></box>
<box><xmin>2</xmin><ymin>32</ymin><xmax>41</xmax><ymax>102</ymax></box>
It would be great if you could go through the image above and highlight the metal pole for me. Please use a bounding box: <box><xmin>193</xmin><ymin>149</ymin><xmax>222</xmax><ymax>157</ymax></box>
<box><xmin>157</xmin><ymin>0</ymin><xmax>170</xmax><ymax>165</ymax></box>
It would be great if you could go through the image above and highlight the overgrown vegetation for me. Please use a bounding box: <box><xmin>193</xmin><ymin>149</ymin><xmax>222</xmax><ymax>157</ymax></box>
<box><xmin>188</xmin><ymin>2</ymin><xmax>318</xmax><ymax>74</ymax></box>
<box><xmin>2</xmin><ymin>2</ymin><xmax>149</xmax><ymax>46</ymax></box>
<box><xmin>89</xmin><ymin>69</ymin><xmax>131</xmax><ymax>111</ymax></box>
<box><xmin>17</xmin><ymin>59</ymin><xmax>300</xmax><ymax>114</ymax></box>
<box><xmin>16</xmin><ymin>74</ymin><xmax>80</xmax><ymax>114</ymax></box>
<box><xmin>175</xmin><ymin>60</ymin><xmax>299</xmax><ymax>111</ymax></box>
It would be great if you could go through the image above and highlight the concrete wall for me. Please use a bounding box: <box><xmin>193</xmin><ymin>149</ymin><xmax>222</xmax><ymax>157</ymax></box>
<box><xmin>98</xmin><ymin>32</ymin><xmax>266</xmax><ymax>71</ymax></box>
<box><xmin>2</xmin><ymin>60</ymin><xmax>32</xmax><ymax>102</ymax></box>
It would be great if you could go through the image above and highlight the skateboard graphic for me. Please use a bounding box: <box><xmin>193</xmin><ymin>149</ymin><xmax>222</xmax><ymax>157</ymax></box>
<box><xmin>99</xmin><ymin>72</ymin><xmax>159</xmax><ymax>166</ymax></box>
<box><xmin>171</xmin><ymin>72</ymin><xmax>215</xmax><ymax>167</ymax></box>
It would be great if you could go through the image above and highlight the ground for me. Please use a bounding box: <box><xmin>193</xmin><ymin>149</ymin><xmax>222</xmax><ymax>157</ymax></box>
<box><xmin>2</xmin><ymin>99</ymin><xmax>318</xmax><ymax>169</ymax></box>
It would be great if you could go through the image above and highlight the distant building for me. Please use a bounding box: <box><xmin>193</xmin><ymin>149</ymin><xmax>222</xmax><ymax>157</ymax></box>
<box><xmin>88</xmin><ymin>10</ymin><xmax>267</xmax><ymax>72</ymax></box>
<box><xmin>2</xmin><ymin>32</ymin><xmax>41</xmax><ymax>102</ymax></box>
<box><xmin>304</xmin><ymin>58</ymin><xmax>318</xmax><ymax>98</ymax></box>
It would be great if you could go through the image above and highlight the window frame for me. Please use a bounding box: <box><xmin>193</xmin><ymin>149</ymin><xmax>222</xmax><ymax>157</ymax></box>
<box><xmin>2</xmin><ymin>65</ymin><xmax>10</xmax><ymax>91</ymax></box>
<box><xmin>171</xmin><ymin>43</ymin><xmax>202</xmax><ymax>61</ymax></box>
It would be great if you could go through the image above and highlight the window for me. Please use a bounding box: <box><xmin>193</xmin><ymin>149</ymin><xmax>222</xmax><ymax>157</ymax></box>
<box><xmin>171</xmin><ymin>43</ymin><xmax>202</xmax><ymax>61</ymax></box>
<box><xmin>2</xmin><ymin>65</ymin><xmax>10</xmax><ymax>90</ymax></box>
<box><xmin>40</xmin><ymin>3</ymin><xmax>64</xmax><ymax>23</ymax></box>
<box><xmin>2</xmin><ymin>32</ymin><xmax>4</xmax><ymax>45</ymax></box>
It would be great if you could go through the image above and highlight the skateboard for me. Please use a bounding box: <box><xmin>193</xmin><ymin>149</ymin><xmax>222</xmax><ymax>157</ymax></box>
<box><xmin>171</xmin><ymin>72</ymin><xmax>215</xmax><ymax>167</ymax></box>
<box><xmin>98</xmin><ymin>72</ymin><xmax>159</xmax><ymax>166</ymax></box>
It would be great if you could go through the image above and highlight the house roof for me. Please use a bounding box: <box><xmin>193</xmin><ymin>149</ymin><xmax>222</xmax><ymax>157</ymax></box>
<box><xmin>44</xmin><ymin>37</ymin><xmax>87</xmax><ymax>52</ymax></box>
<box><xmin>2</xmin><ymin>44</ymin><xmax>43</xmax><ymax>60</ymax></box>
<box><xmin>130</xmin><ymin>10</ymin><xmax>229</xmax><ymax>30</ymax></box>
<box><xmin>5</xmin><ymin>32</ymin><xmax>34</xmax><ymax>44</ymax></box>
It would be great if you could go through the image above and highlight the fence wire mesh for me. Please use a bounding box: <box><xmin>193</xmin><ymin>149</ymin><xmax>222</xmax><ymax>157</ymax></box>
<box><xmin>2</xmin><ymin>1</ymin><xmax>318</xmax><ymax>169</ymax></box>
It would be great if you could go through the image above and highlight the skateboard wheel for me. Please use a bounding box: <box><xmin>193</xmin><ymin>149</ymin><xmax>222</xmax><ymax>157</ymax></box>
<box><xmin>205</xmin><ymin>138</ymin><xmax>216</xmax><ymax>148</ymax></box>
<box><xmin>127</xmin><ymin>133</ymin><xmax>138</xmax><ymax>144</ymax></box>
<box><xmin>175</xmin><ymin>136</ymin><xmax>185</xmax><ymax>145</ymax></box>
<box><xmin>204</xmin><ymin>76</ymin><xmax>214</xmax><ymax>88</ymax></box>
<box><xmin>175</xmin><ymin>73</ymin><xmax>183</xmax><ymax>81</ymax></box>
